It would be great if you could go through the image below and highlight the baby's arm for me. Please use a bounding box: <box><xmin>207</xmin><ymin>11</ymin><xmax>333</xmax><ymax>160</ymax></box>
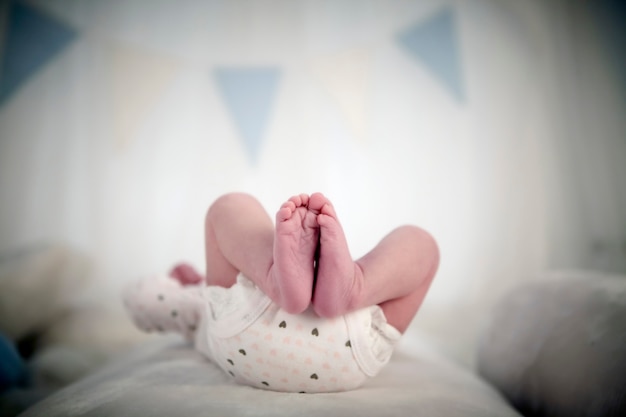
<box><xmin>123</xmin><ymin>276</ymin><xmax>204</xmax><ymax>340</ymax></box>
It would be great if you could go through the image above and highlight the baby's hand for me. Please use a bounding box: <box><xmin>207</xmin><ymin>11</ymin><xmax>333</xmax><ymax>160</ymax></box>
<box><xmin>169</xmin><ymin>263</ymin><xmax>205</xmax><ymax>286</ymax></box>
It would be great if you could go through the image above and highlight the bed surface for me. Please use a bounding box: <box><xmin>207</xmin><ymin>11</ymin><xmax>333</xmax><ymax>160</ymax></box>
<box><xmin>19</xmin><ymin>335</ymin><xmax>520</xmax><ymax>417</ymax></box>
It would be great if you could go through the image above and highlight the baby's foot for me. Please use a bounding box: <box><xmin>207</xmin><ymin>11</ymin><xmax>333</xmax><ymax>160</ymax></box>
<box><xmin>270</xmin><ymin>194</ymin><xmax>319</xmax><ymax>314</ymax></box>
<box><xmin>309</xmin><ymin>193</ymin><xmax>363</xmax><ymax>318</ymax></box>
<box><xmin>169</xmin><ymin>263</ymin><xmax>205</xmax><ymax>286</ymax></box>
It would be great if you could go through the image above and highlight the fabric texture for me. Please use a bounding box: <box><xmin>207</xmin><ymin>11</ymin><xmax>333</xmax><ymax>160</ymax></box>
<box><xmin>123</xmin><ymin>275</ymin><xmax>204</xmax><ymax>341</ymax></box>
<box><xmin>477</xmin><ymin>271</ymin><xmax>626</xmax><ymax>417</ymax></box>
<box><xmin>124</xmin><ymin>274</ymin><xmax>400</xmax><ymax>393</ymax></box>
<box><xmin>18</xmin><ymin>336</ymin><xmax>522</xmax><ymax>417</ymax></box>
<box><xmin>0</xmin><ymin>245</ymin><xmax>91</xmax><ymax>341</ymax></box>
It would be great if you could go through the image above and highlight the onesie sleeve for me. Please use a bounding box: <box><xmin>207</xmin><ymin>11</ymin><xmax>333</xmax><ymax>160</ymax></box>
<box><xmin>123</xmin><ymin>275</ymin><xmax>204</xmax><ymax>341</ymax></box>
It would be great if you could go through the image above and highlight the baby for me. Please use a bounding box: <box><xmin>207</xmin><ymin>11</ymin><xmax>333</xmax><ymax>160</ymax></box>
<box><xmin>123</xmin><ymin>192</ymin><xmax>439</xmax><ymax>393</ymax></box>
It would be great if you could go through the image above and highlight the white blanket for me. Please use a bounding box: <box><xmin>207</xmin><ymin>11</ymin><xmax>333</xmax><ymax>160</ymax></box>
<box><xmin>20</xmin><ymin>335</ymin><xmax>520</xmax><ymax>417</ymax></box>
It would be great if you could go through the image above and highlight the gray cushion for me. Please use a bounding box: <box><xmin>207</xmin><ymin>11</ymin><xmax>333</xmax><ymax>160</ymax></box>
<box><xmin>477</xmin><ymin>272</ymin><xmax>626</xmax><ymax>417</ymax></box>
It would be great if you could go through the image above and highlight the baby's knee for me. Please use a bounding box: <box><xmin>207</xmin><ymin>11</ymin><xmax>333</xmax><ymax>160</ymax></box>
<box><xmin>211</xmin><ymin>192</ymin><xmax>257</xmax><ymax>209</ymax></box>
<box><xmin>396</xmin><ymin>224</ymin><xmax>426</xmax><ymax>239</ymax></box>
<box><xmin>206</xmin><ymin>192</ymin><xmax>258</xmax><ymax>220</ymax></box>
<box><xmin>399</xmin><ymin>225</ymin><xmax>438</xmax><ymax>250</ymax></box>
<box><xmin>396</xmin><ymin>225</ymin><xmax>439</xmax><ymax>274</ymax></box>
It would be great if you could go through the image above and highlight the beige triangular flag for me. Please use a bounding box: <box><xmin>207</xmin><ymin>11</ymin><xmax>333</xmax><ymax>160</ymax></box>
<box><xmin>107</xmin><ymin>42</ymin><xmax>178</xmax><ymax>151</ymax></box>
<box><xmin>313</xmin><ymin>48</ymin><xmax>371</xmax><ymax>141</ymax></box>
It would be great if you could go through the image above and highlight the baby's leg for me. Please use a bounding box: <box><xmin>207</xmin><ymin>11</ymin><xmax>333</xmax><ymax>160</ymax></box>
<box><xmin>310</xmin><ymin>193</ymin><xmax>439</xmax><ymax>333</ymax></box>
<box><xmin>204</xmin><ymin>192</ymin><xmax>317</xmax><ymax>314</ymax></box>
<box><xmin>203</xmin><ymin>193</ymin><xmax>273</xmax><ymax>289</ymax></box>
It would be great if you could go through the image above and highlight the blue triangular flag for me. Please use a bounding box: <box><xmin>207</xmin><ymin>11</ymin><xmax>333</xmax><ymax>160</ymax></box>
<box><xmin>214</xmin><ymin>68</ymin><xmax>281</xmax><ymax>164</ymax></box>
<box><xmin>0</xmin><ymin>2</ymin><xmax>77</xmax><ymax>104</ymax></box>
<box><xmin>397</xmin><ymin>7</ymin><xmax>465</xmax><ymax>102</ymax></box>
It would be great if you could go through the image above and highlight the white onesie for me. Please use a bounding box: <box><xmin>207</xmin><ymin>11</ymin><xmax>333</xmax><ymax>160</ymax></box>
<box><xmin>123</xmin><ymin>274</ymin><xmax>401</xmax><ymax>393</ymax></box>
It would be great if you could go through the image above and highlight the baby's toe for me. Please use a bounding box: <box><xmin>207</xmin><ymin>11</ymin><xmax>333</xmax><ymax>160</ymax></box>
<box><xmin>276</xmin><ymin>206</ymin><xmax>293</xmax><ymax>222</ymax></box>
<box><xmin>308</xmin><ymin>192</ymin><xmax>329</xmax><ymax>213</ymax></box>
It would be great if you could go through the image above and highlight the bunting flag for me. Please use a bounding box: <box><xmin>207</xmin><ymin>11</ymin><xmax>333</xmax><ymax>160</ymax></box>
<box><xmin>313</xmin><ymin>49</ymin><xmax>371</xmax><ymax>141</ymax></box>
<box><xmin>0</xmin><ymin>2</ymin><xmax>76</xmax><ymax>104</ymax></box>
<box><xmin>108</xmin><ymin>42</ymin><xmax>179</xmax><ymax>150</ymax></box>
<box><xmin>397</xmin><ymin>7</ymin><xmax>465</xmax><ymax>102</ymax></box>
<box><xmin>214</xmin><ymin>67</ymin><xmax>281</xmax><ymax>164</ymax></box>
